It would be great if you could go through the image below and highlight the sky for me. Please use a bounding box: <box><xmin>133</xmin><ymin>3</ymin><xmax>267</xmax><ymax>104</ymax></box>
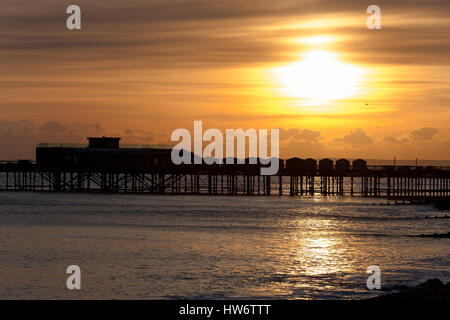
<box><xmin>1</xmin><ymin>0</ymin><xmax>449</xmax><ymax>160</ymax></box>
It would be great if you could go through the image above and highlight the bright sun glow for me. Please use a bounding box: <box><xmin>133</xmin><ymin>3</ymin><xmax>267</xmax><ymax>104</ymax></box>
<box><xmin>276</xmin><ymin>51</ymin><xmax>363</xmax><ymax>103</ymax></box>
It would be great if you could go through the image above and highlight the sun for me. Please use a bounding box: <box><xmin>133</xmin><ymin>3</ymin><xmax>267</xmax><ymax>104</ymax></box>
<box><xmin>275</xmin><ymin>50</ymin><xmax>363</xmax><ymax>103</ymax></box>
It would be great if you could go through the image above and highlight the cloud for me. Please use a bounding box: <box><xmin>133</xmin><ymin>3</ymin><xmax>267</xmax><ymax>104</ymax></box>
<box><xmin>39</xmin><ymin>121</ymin><xmax>67</xmax><ymax>133</ymax></box>
<box><xmin>383</xmin><ymin>136</ymin><xmax>408</xmax><ymax>144</ymax></box>
<box><xmin>334</xmin><ymin>128</ymin><xmax>373</xmax><ymax>146</ymax></box>
<box><xmin>69</xmin><ymin>122</ymin><xmax>102</xmax><ymax>135</ymax></box>
<box><xmin>410</xmin><ymin>127</ymin><xmax>439</xmax><ymax>140</ymax></box>
<box><xmin>0</xmin><ymin>119</ymin><xmax>36</xmax><ymax>135</ymax></box>
<box><xmin>280</xmin><ymin>128</ymin><xmax>323</xmax><ymax>141</ymax></box>
<box><xmin>121</xmin><ymin>128</ymin><xmax>168</xmax><ymax>144</ymax></box>
<box><xmin>2</xmin><ymin>0</ymin><xmax>450</xmax><ymax>72</ymax></box>
<box><xmin>0</xmin><ymin>119</ymin><xmax>106</xmax><ymax>159</ymax></box>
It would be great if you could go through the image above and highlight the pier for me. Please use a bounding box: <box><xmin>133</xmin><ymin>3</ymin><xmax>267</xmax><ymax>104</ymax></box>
<box><xmin>1</xmin><ymin>161</ymin><xmax>449</xmax><ymax>200</ymax></box>
<box><xmin>0</xmin><ymin>137</ymin><xmax>448</xmax><ymax>200</ymax></box>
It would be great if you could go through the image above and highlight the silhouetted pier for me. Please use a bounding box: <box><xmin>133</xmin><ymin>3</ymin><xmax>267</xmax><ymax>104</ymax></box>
<box><xmin>1</xmin><ymin>161</ymin><xmax>449</xmax><ymax>200</ymax></box>
<box><xmin>0</xmin><ymin>137</ymin><xmax>448</xmax><ymax>201</ymax></box>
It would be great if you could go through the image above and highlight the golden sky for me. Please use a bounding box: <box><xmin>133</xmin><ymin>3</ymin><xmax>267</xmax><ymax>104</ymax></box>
<box><xmin>1</xmin><ymin>0</ymin><xmax>449</xmax><ymax>160</ymax></box>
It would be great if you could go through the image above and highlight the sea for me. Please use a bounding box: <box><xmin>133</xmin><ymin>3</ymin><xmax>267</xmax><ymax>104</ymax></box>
<box><xmin>0</xmin><ymin>191</ymin><xmax>448</xmax><ymax>299</ymax></box>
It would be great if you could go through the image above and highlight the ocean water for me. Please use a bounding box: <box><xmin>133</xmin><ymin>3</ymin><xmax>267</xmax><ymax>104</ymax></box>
<box><xmin>0</xmin><ymin>191</ymin><xmax>448</xmax><ymax>300</ymax></box>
